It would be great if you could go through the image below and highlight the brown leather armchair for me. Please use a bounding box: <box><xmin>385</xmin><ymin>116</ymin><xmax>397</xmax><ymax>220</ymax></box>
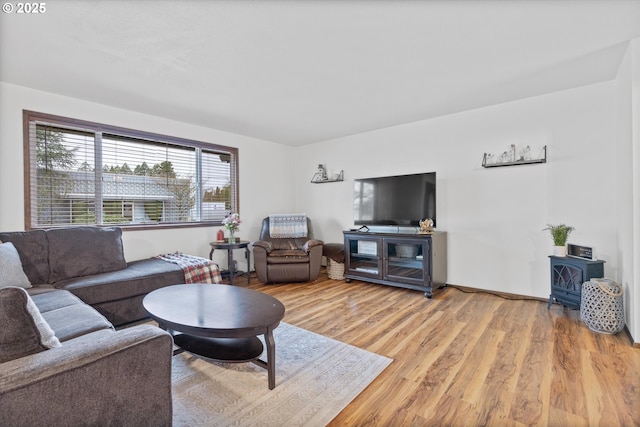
<box><xmin>252</xmin><ymin>217</ymin><xmax>323</xmax><ymax>283</ymax></box>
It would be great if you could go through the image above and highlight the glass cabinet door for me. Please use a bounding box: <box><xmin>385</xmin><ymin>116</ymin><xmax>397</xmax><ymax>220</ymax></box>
<box><xmin>345</xmin><ymin>236</ymin><xmax>381</xmax><ymax>278</ymax></box>
<box><xmin>383</xmin><ymin>238</ymin><xmax>428</xmax><ymax>285</ymax></box>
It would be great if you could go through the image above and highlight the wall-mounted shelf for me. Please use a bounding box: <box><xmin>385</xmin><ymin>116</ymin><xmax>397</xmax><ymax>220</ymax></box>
<box><xmin>482</xmin><ymin>145</ymin><xmax>546</xmax><ymax>168</ymax></box>
<box><xmin>311</xmin><ymin>170</ymin><xmax>344</xmax><ymax>183</ymax></box>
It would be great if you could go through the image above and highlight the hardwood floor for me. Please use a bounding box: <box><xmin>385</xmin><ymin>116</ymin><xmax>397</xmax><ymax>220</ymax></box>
<box><xmin>245</xmin><ymin>271</ymin><xmax>640</xmax><ymax>426</ymax></box>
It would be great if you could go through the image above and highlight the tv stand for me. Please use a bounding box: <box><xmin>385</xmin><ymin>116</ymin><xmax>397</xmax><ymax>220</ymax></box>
<box><xmin>343</xmin><ymin>231</ymin><xmax>447</xmax><ymax>298</ymax></box>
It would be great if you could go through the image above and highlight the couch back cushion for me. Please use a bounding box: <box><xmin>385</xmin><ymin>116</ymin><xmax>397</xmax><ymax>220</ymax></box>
<box><xmin>0</xmin><ymin>229</ymin><xmax>49</xmax><ymax>284</ymax></box>
<box><xmin>47</xmin><ymin>227</ymin><xmax>127</xmax><ymax>283</ymax></box>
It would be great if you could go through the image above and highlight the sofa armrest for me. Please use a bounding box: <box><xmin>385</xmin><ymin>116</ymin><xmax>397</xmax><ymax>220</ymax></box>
<box><xmin>252</xmin><ymin>240</ymin><xmax>272</xmax><ymax>252</ymax></box>
<box><xmin>0</xmin><ymin>325</ymin><xmax>173</xmax><ymax>427</ymax></box>
<box><xmin>305</xmin><ymin>240</ymin><xmax>324</xmax><ymax>280</ymax></box>
<box><xmin>303</xmin><ymin>239</ymin><xmax>323</xmax><ymax>253</ymax></box>
<box><xmin>252</xmin><ymin>240</ymin><xmax>272</xmax><ymax>283</ymax></box>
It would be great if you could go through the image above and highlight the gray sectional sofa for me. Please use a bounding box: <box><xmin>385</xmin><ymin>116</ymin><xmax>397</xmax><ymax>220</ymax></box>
<box><xmin>0</xmin><ymin>286</ymin><xmax>173</xmax><ymax>426</ymax></box>
<box><xmin>0</xmin><ymin>226</ymin><xmax>185</xmax><ymax>326</ymax></box>
<box><xmin>0</xmin><ymin>226</ymin><xmax>187</xmax><ymax>426</ymax></box>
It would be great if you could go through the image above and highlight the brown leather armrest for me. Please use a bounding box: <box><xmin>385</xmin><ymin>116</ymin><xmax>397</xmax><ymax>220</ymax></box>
<box><xmin>303</xmin><ymin>239</ymin><xmax>324</xmax><ymax>253</ymax></box>
<box><xmin>252</xmin><ymin>240</ymin><xmax>272</xmax><ymax>253</ymax></box>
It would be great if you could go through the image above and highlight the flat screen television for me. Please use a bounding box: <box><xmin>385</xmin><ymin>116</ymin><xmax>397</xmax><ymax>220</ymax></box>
<box><xmin>354</xmin><ymin>172</ymin><xmax>436</xmax><ymax>228</ymax></box>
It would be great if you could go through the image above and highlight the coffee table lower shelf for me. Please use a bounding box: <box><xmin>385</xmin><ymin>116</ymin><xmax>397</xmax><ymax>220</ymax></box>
<box><xmin>173</xmin><ymin>333</ymin><xmax>264</xmax><ymax>362</ymax></box>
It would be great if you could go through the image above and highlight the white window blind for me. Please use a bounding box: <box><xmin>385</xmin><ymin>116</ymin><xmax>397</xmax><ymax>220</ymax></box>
<box><xmin>101</xmin><ymin>135</ymin><xmax>198</xmax><ymax>224</ymax></box>
<box><xmin>30</xmin><ymin>123</ymin><xmax>96</xmax><ymax>226</ymax></box>
<box><xmin>25</xmin><ymin>111</ymin><xmax>238</xmax><ymax>229</ymax></box>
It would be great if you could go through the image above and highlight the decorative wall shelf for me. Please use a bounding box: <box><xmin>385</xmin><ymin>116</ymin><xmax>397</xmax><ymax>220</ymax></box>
<box><xmin>311</xmin><ymin>170</ymin><xmax>344</xmax><ymax>183</ymax></box>
<box><xmin>482</xmin><ymin>145</ymin><xmax>547</xmax><ymax>168</ymax></box>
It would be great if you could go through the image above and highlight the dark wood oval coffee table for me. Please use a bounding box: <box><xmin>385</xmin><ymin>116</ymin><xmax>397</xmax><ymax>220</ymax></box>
<box><xmin>143</xmin><ymin>284</ymin><xmax>285</xmax><ymax>389</ymax></box>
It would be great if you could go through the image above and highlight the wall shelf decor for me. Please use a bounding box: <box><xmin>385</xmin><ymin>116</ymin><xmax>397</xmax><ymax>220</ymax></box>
<box><xmin>311</xmin><ymin>168</ymin><xmax>344</xmax><ymax>183</ymax></box>
<box><xmin>482</xmin><ymin>145</ymin><xmax>547</xmax><ymax>168</ymax></box>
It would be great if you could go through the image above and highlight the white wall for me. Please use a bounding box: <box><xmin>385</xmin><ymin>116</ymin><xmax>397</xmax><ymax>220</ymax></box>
<box><xmin>633</xmin><ymin>39</ymin><xmax>640</xmax><ymax>346</ymax></box>
<box><xmin>0</xmin><ymin>82</ymin><xmax>296</xmax><ymax>271</ymax></box>
<box><xmin>615</xmin><ymin>39</ymin><xmax>640</xmax><ymax>343</ymax></box>
<box><xmin>296</xmin><ymin>82</ymin><xmax>620</xmax><ymax>303</ymax></box>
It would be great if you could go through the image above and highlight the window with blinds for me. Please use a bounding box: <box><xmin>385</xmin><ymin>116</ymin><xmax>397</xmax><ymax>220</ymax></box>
<box><xmin>24</xmin><ymin>111</ymin><xmax>238</xmax><ymax>229</ymax></box>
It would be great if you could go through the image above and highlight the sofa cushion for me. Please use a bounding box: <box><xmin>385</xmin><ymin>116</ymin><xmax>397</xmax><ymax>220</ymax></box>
<box><xmin>0</xmin><ymin>242</ymin><xmax>32</xmax><ymax>289</ymax></box>
<box><xmin>0</xmin><ymin>287</ymin><xmax>61</xmax><ymax>363</ymax></box>
<box><xmin>269</xmin><ymin>249</ymin><xmax>308</xmax><ymax>258</ymax></box>
<box><xmin>270</xmin><ymin>238</ymin><xmax>311</xmax><ymax>251</ymax></box>
<box><xmin>26</xmin><ymin>284</ymin><xmax>58</xmax><ymax>296</ymax></box>
<box><xmin>54</xmin><ymin>258</ymin><xmax>184</xmax><ymax>305</ymax></box>
<box><xmin>267</xmin><ymin>254</ymin><xmax>310</xmax><ymax>264</ymax></box>
<box><xmin>0</xmin><ymin>229</ymin><xmax>49</xmax><ymax>284</ymax></box>
<box><xmin>42</xmin><ymin>304</ymin><xmax>113</xmax><ymax>342</ymax></box>
<box><xmin>47</xmin><ymin>227</ymin><xmax>127</xmax><ymax>283</ymax></box>
<box><xmin>54</xmin><ymin>258</ymin><xmax>184</xmax><ymax>326</ymax></box>
<box><xmin>31</xmin><ymin>289</ymin><xmax>84</xmax><ymax>313</ymax></box>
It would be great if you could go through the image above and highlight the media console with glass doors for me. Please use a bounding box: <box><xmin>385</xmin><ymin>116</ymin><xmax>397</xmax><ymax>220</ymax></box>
<box><xmin>343</xmin><ymin>231</ymin><xmax>447</xmax><ymax>298</ymax></box>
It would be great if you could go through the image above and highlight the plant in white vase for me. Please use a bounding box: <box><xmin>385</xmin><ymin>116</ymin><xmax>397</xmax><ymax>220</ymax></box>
<box><xmin>544</xmin><ymin>223</ymin><xmax>575</xmax><ymax>256</ymax></box>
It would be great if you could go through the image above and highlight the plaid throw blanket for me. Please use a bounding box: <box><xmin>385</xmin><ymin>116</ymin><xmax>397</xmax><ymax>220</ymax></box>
<box><xmin>156</xmin><ymin>252</ymin><xmax>221</xmax><ymax>284</ymax></box>
<box><xmin>269</xmin><ymin>213</ymin><xmax>308</xmax><ymax>238</ymax></box>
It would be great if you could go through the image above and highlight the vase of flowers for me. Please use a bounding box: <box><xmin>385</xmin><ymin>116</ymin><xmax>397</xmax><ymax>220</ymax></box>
<box><xmin>222</xmin><ymin>213</ymin><xmax>241</xmax><ymax>243</ymax></box>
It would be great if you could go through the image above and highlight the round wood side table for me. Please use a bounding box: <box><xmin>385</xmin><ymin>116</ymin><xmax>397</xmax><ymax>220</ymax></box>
<box><xmin>209</xmin><ymin>240</ymin><xmax>250</xmax><ymax>285</ymax></box>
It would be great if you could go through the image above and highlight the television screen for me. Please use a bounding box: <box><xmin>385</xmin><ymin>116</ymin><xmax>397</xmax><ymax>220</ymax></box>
<box><xmin>354</xmin><ymin>172</ymin><xmax>436</xmax><ymax>227</ymax></box>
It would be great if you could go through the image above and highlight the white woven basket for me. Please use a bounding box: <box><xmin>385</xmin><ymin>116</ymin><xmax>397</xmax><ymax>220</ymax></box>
<box><xmin>580</xmin><ymin>278</ymin><xmax>625</xmax><ymax>334</ymax></box>
<box><xmin>326</xmin><ymin>258</ymin><xmax>344</xmax><ymax>280</ymax></box>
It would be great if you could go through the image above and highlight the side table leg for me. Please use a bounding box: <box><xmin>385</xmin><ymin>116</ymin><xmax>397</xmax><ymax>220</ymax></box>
<box><xmin>228</xmin><ymin>248</ymin><xmax>235</xmax><ymax>285</ymax></box>
<box><xmin>246</xmin><ymin>246</ymin><xmax>251</xmax><ymax>284</ymax></box>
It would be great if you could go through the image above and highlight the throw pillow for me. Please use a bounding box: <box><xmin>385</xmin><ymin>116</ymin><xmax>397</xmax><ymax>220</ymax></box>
<box><xmin>0</xmin><ymin>287</ymin><xmax>61</xmax><ymax>363</ymax></box>
<box><xmin>0</xmin><ymin>242</ymin><xmax>32</xmax><ymax>289</ymax></box>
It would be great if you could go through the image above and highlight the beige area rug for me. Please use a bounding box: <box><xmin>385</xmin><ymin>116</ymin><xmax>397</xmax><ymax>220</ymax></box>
<box><xmin>171</xmin><ymin>322</ymin><xmax>392</xmax><ymax>426</ymax></box>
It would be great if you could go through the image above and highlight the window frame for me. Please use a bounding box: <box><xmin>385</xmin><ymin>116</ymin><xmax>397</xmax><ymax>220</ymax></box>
<box><xmin>23</xmin><ymin>110</ymin><xmax>239</xmax><ymax>231</ymax></box>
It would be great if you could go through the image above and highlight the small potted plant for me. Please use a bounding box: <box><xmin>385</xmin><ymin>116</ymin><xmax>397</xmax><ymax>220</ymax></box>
<box><xmin>544</xmin><ymin>223</ymin><xmax>575</xmax><ymax>257</ymax></box>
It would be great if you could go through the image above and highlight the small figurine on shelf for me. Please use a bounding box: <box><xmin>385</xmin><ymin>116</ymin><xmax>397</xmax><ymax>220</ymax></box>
<box><xmin>311</xmin><ymin>164</ymin><xmax>328</xmax><ymax>182</ymax></box>
<box><xmin>419</xmin><ymin>218</ymin><xmax>434</xmax><ymax>234</ymax></box>
<box><xmin>317</xmin><ymin>164</ymin><xmax>327</xmax><ymax>180</ymax></box>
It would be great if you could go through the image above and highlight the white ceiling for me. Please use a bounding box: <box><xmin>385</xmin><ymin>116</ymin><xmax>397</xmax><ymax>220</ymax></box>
<box><xmin>1</xmin><ymin>1</ymin><xmax>639</xmax><ymax>146</ymax></box>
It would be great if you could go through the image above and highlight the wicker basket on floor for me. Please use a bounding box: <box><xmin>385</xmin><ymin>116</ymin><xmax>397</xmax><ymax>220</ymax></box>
<box><xmin>327</xmin><ymin>258</ymin><xmax>345</xmax><ymax>280</ymax></box>
<box><xmin>580</xmin><ymin>278</ymin><xmax>625</xmax><ymax>334</ymax></box>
